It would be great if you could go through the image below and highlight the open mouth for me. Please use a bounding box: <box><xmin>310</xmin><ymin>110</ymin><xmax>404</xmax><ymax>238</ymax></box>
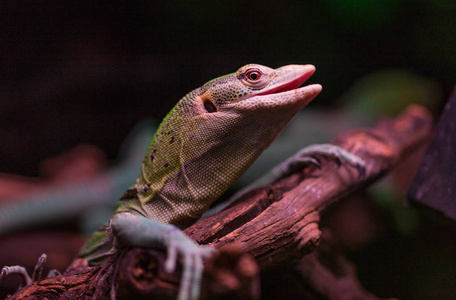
<box><xmin>251</xmin><ymin>64</ymin><xmax>319</xmax><ymax>99</ymax></box>
<box><xmin>231</xmin><ymin>64</ymin><xmax>322</xmax><ymax>109</ymax></box>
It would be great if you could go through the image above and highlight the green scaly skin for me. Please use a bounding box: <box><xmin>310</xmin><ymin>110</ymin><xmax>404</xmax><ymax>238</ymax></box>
<box><xmin>79</xmin><ymin>63</ymin><xmax>322</xmax><ymax>299</ymax></box>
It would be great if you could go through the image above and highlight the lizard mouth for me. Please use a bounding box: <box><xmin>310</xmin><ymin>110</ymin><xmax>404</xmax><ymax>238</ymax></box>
<box><xmin>228</xmin><ymin>64</ymin><xmax>322</xmax><ymax>111</ymax></box>
<box><xmin>255</xmin><ymin>64</ymin><xmax>317</xmax><ymax>96</ymax></box>
<box><xmin>242</xmin><ymin>64</ymin><xmax>322</xmax><ymax>108</ymax></box>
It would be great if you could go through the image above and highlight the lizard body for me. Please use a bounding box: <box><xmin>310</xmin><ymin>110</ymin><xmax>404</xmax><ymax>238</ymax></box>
<box><xmin>79</xmin><ymin>64</ymin><xmax>322</xmax><ymax>298</ymax></box>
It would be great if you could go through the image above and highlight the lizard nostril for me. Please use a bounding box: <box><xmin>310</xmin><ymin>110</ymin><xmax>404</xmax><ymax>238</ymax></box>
<box><xmin>204</xmin><ymin>100</ymin><xmax>217</xmax><ymax>113</ymax></box>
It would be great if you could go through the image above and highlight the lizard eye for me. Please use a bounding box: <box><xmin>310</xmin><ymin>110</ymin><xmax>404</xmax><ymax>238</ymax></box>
<box><xmin>245</xmin><ymin>69</ymin><xmax>262</xmax><ymax>82</ymax></box>
<box><xmin>238</xmin><ymin>65</ymin><xmax>269</xmax><ymax>89</ymax></box>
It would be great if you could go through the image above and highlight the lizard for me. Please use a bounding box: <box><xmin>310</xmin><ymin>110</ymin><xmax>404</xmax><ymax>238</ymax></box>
<box><xmin>1</xmin><ymin>63</ymin><xmax>365</xmax><ymax>300</ymax></box>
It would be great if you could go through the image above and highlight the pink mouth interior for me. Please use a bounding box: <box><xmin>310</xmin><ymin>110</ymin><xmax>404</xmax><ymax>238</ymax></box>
<box><xmin>255</xmin><ymin>71</ymin><xmax>314</xmax><ymax>96</ymax></box>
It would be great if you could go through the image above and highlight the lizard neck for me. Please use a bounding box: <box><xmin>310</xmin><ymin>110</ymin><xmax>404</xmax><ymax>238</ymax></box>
<box><xmin>116</xmin><ymin>88</ymin><xmax>275</xmax><ymax>228</ymax></box>
<box><xmin>115</xmin><ymin>89</ymin><xmax>241</xmax><ymax>228</ymax></box>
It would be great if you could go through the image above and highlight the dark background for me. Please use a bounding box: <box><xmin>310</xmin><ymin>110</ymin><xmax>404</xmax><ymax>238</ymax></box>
<box><xmin>0</xmin><ymin>1</ymin><xmax>455</xmax><ymax>299</ymax></box>
<box><xmin>1</xmin><ymin>0</ymin><xmax>455</xmax><ymax>175</ymax></box>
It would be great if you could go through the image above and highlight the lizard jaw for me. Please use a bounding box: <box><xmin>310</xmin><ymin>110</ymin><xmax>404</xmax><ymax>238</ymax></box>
<box><xmin>235</xmin><ymin>64</ymin><xmax>321</xmax><ymax>107</ymax></box>
<box><xmin>255</xmin><ymin>64</ymin><xmax>318</xmax><ymax>97</ymax></box>
<box><xmin>239</xmin><ymin>64</ymin><xmax>322</xmax><ymax>109</ymax></box>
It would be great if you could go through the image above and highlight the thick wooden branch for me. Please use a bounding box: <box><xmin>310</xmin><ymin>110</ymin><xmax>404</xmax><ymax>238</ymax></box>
<box><xmin>6</xmin><ymin>105</ymin><xmax>432</xmax><ymax>299</ymax></box>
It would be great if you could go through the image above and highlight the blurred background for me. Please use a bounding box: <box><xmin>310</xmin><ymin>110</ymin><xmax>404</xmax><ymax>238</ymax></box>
<box><xmin>1</xmin><ymin>0</ymin><xmax>455</xmax><ymax>175</ymax></box>
<box><xmin>0</xmin><ymin>1</ymin><xmax>455</xmax><ymax>299</ymax></box>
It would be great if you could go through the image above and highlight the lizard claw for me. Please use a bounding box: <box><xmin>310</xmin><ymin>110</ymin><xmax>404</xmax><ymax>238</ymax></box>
<box><xmin>0</xmin><ymin>253</ymin><xmax>58</xmax><ymax>291</ymax></box>
<box><xmin>0</xmin><ymin>264</ymin><xmax>33</xmax><ymax>288</ymax></box>
<box><xmin>356</xmin><ymin>161</ymin><xmax>366</xmax><ymax>178</ymax></box>
<box><xmin>332</xmin><ymin>152</ymin><xmax>343</xmax><ymax>167</ymax></box>
<box><xmin>295</xmin><ymin>156</ymin><xmax>322</xmax><ymax>169</ymax></box>
<box><xmin>165</xmin><ymin>226</ymin><xmax>216</xmax><ymax>300</ymax></box>
<box><xmin>294</xmin><ymin>144</ymin><xmax>366</xmax><ymax>177</ymax></box>
<box><xmin>31</xmin><ymin>253</ymin><xmax>47</xmax><ymax>282</ymax></box>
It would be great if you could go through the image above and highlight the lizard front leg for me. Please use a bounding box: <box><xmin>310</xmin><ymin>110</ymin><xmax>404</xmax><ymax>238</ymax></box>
<box><xmin>254</xmin><ymin>143</ymin><xmax>366</xmax><ymax>186</ymax></box>
<box><xmin>111</xmin><ymin>212</ymin><xmax>215</xmax><ymax>300</ymax></box>
<box><xmin>202</xmin><ymin>143</ymin><xmax>366</xmax><ymax>218</ymax></box>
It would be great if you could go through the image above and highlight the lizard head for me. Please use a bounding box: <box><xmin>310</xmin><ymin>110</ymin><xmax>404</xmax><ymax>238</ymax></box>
<box><xmin>185</xmin><ymin>64</ymin><xmax>322</xmax><ymax>149</ymax></box>
<box><xmin>195</xmin><ymin>63</ymin><xmax>322</xmax><ymax>114</ymax></box>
